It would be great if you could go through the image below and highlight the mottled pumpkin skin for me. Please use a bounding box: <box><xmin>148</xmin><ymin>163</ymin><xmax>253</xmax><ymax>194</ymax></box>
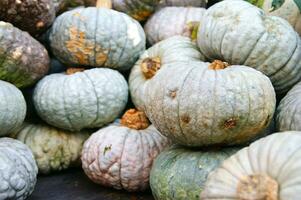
<box><xmin>33</xmin><ymin>68</ymin><xmax>128</xmax><ymax>131</ymax></box>
<box><xmin>81</xmin><ymin>122</ymin><xmax>171</xmax><ymax>191</ymax></box>
<box><xmin>0</xmin><ymin>22</ymin><xmax>50</xmax><ymax>88</ymax></box>
<box><xmin>12</xmin><ymin>123</ymin><xmax>89</xmax><ymax>174</ymax></box>
<box><xmin>129</xmin><ymin>36</ymin><xmax>205</xmax><ymax>111</ymax></box>
<box><xmin>197</xmin><ymin>0</ymin><xmax>301</xmax><ymax>95</ymax></box>
<box><xmin>158</xmin><ymin>0</ymin><xmax>206</xmax><ymax>7</ymax></box>
<box><xmin>53</xmin><ymin>0</ymin><xmax>97</xmax><ymax>14</ymax></box>
<box><xmin>0</xmin><ymin>0</ymin><xmax>55</xmax><ymax>36</ymax></box>
<box><xmin>0</xmin><ymin>138</ymin><xmax>38</xmax><ymax>200</ymax></box>
<box><xmin>201</xmin><ymin>131</ymin><xmax>301</xmax><ymax>199</ymax></box>
<box><xmin>145</xmin><ymin>61</ymin><xmax>276</xmax><ymax>147</ymax></box>
<box><xmin>0</xmin><ymin>80</ymin><xmax>26</xmax><ymax>136</ymax></box>
<box><xmin>50</xmin><ymin>7</ymin><xmax>145</xmax><ymax>71</ymax></box>
<box><xmin>145</xmin><ymin>7</ymin><xmax>206</xmax><ymax>45</ymax></box>
<box><xmin>150</xmin><ymin>146</ymin><xmax>238</xmax><ymax>200</ymax></box>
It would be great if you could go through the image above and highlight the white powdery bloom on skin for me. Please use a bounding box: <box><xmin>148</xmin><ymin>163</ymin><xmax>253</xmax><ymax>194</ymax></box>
<box><xmin>126</xmin><ymin>18</ymin><xmax>142</xmax><ymax>46</ymax></box>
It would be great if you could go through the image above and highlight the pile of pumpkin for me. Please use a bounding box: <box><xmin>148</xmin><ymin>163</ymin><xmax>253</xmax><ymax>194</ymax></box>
<box><xmin>0</xmin><ymin>0</ymin><xmax>301</xmax><ymax>199</ymax></box>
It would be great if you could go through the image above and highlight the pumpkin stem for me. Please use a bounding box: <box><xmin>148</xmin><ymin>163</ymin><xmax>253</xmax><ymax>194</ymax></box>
<box><xmin>208</xmin><ymin>60</ymin><xmax>229</xmax><ymax>70</ymax></box>
<box><xmin>237</xmin><ymin>174</ymin><xmax>278</xmax><ymax>200</ymax></box>
<box><xmin>183</xmin><ymin>21</ymin><xmax>200</xmax><ymax>41</ymax></box>
<box><xmin>96</xmin><ymin>0</ymin><xmax>112</xmax><ymax>8</ymax></box>
<box><xmin>120</xmin><ymin>109</ymin><xmax>150</xmax><ymax>130</ymax></box>
<box><xmin>66</xmin><ymin>68</ymin><xmax>85</xmax><ymax>75</ymax></box>
<box><xmin>140</xmin><ymin>57</ymin><xmax>161</xmax><ymax>79</ymax></box>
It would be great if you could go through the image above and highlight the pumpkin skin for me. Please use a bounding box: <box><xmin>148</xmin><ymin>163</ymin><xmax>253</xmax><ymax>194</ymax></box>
<box><xmin>158</xmin><ymin>0</ymin><xmax>206</xmax><ymax>7</ymax></box>
<box><xmin>144</xmin><ymin>60</ymin><xmax>276</xmax><ymax>147</ymax></box>
<box><xmin>144</xmin><ymin>7</ymin><xmax>206</xmax><ymax>45</ymax></box>
<box><xmin>0</xmin><ymin>80</ymin><xmax>26</xmax><ymax>136</ymax></box>
<box><xmin>150</xmin><ymin>146</ymin><xmax>238</xmax><ymax>200</ymax></box>
<box><xmin>201</xmin><ymin>131</ymin><xmax>301</xmax><ymax>200</ymax></box>
<box><xmin>11</xmin><ymin>123</ymin><xmax>90</xmax><ymax>174</ymax></box>
<box><xmin>81</xmin><ymin>109</ymin><xmax>171</xmax><ymax>192</ymax></box>
<box><xmin>197</xmin><ymin>0</ymin><xmax>301</xmax><ymax>95</ymax></box>
<box><xmin>129</xmin><ymin>36</ymin><xmax>205</xmax><ymax>111</ymax></box>
<box><xmin>49</xmin><ymin>7</ymin><xmax>145</xmax><ymax>71</ymax></box>
<box><xmin>33</xmin><ymin>68</ymin><xmax>128</xmax><ymax>131</ymax></box>
<box><xmin>54</xmin><ymin>0</ymin><xmax>97</xmax><ymax>15</ymax></box>
<box><xmin>0</xmin><ymin>22</ymin><xmax>50</xmax><ymax>88</ymax></box>
<box><xmin>0</xmin><ymin>0</ymin><xmax>55</xmax><ymax>36</ymax></box>
<box><xmin>0</xmin><ymin>138</ymin><xmax>38</xmax><ymax>200</ymax></box>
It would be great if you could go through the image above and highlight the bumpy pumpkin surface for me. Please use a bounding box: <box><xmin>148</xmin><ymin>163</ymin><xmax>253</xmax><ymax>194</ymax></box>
<box><xmin>0</xmin><ymin>22</ymin><xmax>50</xmax><ymax>88</ymax></box>
<box><xmin>0</xmin><ymin>80</ymin><xmax>26</xmax><ymax>136</ymax></box>
<box><xmin>50</xmin><ymin>7</ymin><xmax>145</xmax><ymax>70</ymax></box>
<box><xmin>129</xmin><ymin>36</ymin><xmax>205</xmax><ymax>110</ymax></box>
<box><xmin>144</xmin><ymin>60</ymin><xmax>276</xmax><ymax>147</ymax></box>
<box><xmin>33</xmin><ymin>68</ymin><xmax>128</xmax><ymax>131</ymax></box>
<box><xmin>145</xmin><ymin>7</ymin><xmax>206</xmax><ymax>45</ymax></box>
<box><xmin>0</xmin><ymin>138</ymin><xmax>38</xmax><ymax>200</ymax></box>
<box><xmin>150</xmin><ymin>146</ymin><xmax>238</xmax><ymax>200</ymax></box>
<box><xmin>158</xmin><ymin>0</ymin><xmax>206</xmax><ymax>7</ymax></box>
<box><xmin>0</xmin><ymin>0</ymin><xmax>55</xmax><ymax>36</ymax></box>
<box><xmin>12</xmin><ymin>123</ymin><xmax>89</xmax><ymax>174</ymax></box>
<box><xmin>81</xmin><ymin>109</ymin><xmax>171</xmax><ymax>192</ymax></box>
<box><xmin>201</xmin><ymin>131</ymin><xmax>301</xmax><ymax>200</ymax></box>
<box><xmin>197</xmin><ymin>0</ymin><xmax>301</xmax><ymax>95</ymax></box>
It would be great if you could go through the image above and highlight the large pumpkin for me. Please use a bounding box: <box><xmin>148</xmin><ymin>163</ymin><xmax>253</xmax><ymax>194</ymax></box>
<box><xmin>0</xmin><ymin>0</ymin><xmax>55</xmax><ymax>36</ymax></box>
<box><xmin>201</xmin><ymin>131</ymin><xmax>301</xmax><ymax>199</ymax></box>
<box><xmin>33</xmin><ymin>68</ymin><xmax>128</xmax><ymax>131</ymax></box>
<box><xmin>49</xmin><ymin>0</ymin><xmax>145</xmax><ymax>71</ymax></box>
<box><xmin>144</xmin><ymin>60</ymin><xmax>276</xmax><ymax>147</ymax></box>
<box><xmin>129</xmin><ymin>36</ymin><xmax>205</xmax><ymax>111</ymax></box>
<box><xmin>144</xmin><ymin>7</ymin><xmax>206</xmax><ymax>45</ymax></box>
<box><xmin>197</xmin><ymin>0</ymin><xmax>301</xmax><ymax>95</ymax></box>
<box><xmin>81</xmin><ymin>109</ymin><xmax>171</xmax><ymax>192</ymax></box>
<box><xmin>0</xmin><ymin>138</ymin><xmax>38</xmax><ymax>200</ymax></box>
<box><xmin>0</xmin><ymin>80</ymin><xmax>26</xmax><ymax>136</ymax></box>
<box><xmin>150</xmin><ymin>145</ymin><xmax>238</xmax><ymax>200</ymax></box>
<box><xmin>11</xmin><ymin>123</ymin><xmax>90</xmax><ymax>174</ymax></box>
<box><xmin>0</xmin><ymin>22</ymin><xmax>50</xmax><ymax>88</ymax></box>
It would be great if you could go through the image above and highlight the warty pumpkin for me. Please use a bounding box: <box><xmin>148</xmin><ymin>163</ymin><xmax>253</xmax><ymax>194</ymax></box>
<box><xmin>33</xmin><ymin>68</ymin><xmax>128</xmax><ymax>131</ymax></box>
<box><xmin>144</xmin><ymin>60</ymin><xmax>276</xmax><ymax>147</ymax></box>
<box><xmin>81</xmin><ymin>109</ymin><xmax>171</xmax><ymax>192</ymax></box>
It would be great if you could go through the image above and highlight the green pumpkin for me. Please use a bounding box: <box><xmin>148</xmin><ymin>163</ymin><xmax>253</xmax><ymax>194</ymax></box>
<box><xmin>54</xmin><ymin>0</ymin><xmax>97</xmax><ymax>15</ymax></box>
<box><xmin>150</xmin><ymin>145</ymin><xmax>238</xmax><ymax>200</ymax></box>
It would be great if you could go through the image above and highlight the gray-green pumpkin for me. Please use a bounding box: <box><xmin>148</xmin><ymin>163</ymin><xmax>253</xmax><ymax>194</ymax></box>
<box><xmin>0</xmin><ymin>22</ymin><xmax>50</xmax><ymax>88</ymax></box>
<box><xmin>144</xmin><ymin>60</ymin><xmax>276</xmax><ymax>147</ymax></box>
<box><xmin>0</xmin><ymin>80</ymin><xmax>26</xmax><ymax>136</ymax></box>
<box><xmin>197</xmin><ymin>0</ymin><xmax>301</xmax><ymax>95</ymax></box>
<box><xmin>158</xmin><ymin>0</ymin><xmax>206</xmax><ymax>7</ymax></box>
<box><xmin>33</xmin><ymin>68</ymin><xmax>128</xmax><ymax>131</ymax></box>
<box><xmin>150</xmin><ymin>145</ymin><xmax>238</xmax><ymax>200</ymax></box>
<box><xmin>53</xmin><ymin>0</ymin><xmax>97</xmax><ymax>15</ymax></box>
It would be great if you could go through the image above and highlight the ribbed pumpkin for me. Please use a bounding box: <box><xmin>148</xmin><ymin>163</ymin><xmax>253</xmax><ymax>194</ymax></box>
<box><xmin>81</xmin><ymin>109</ymin><xmax>171</xmax><ymax>192</ymax></box>
<box><xmin>144</xmin><ymin>7</ymin><xmax>206</xmax><ymax>45</ymax></box>
<box><xmin>129</xmin><ymin>36</ymin><xmax>205</xmax><ymax>111</ymax></box>
<box><xmin>33</xmin><ymin>68</ymin><xmax>128</xmax><ymax>131</ymax></box>
<box><xmin>0</xmin><ymin>80</ymin><xmax>26</xmax><ymax>136</ymax></box>
<box><xmin>201</xmin><ymin>131</ymin><xmax>301</xmax><ymax>200</ymax></box>
<box><xmin>144</xmin><ymin>60</ymin><xmax>276</xmax><ymax>147</ymax></box>
<box><xmin>0</xmin><ymin>138</ymin><xmax>38</xmax><ymax>200</ymax></box>
<box><xmin>0</xmin><ymin>22</ymin><xmax>50</xmax><ymax>88</ymax></box>
<box><xmin>50</xmin><ymin>0</ymin><xmax>145</xmax><ymax>71</ymax></box>
<box><xmin>11</xmin><ymin>123</ymin><xmax>90</xmax><ymax>174</ymax></box>
<box><xmin>197</xmin><ymin>0</ymin><xmax>301</xmax><ymax>95</ymax></box>
<box><xmin>0</xmin><ymin>0</ymin><xmax>55</xmax><ymax>36</ymax></box>
<box><xmin>150</xmin><ymin>145</ymin><xmax>238</xmax><ymax>200</ymax></box>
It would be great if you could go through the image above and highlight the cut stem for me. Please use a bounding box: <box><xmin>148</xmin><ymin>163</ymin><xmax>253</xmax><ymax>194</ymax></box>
<box><xmin>140</xmin><ymin>57</ymin><xmax>161</xmax><ymax>79</ymax></box>
<box><xmin>120</xmin><ymin>109</ymin><xmax>150</xmax><ymax>130</ymax></box>
<box><xmin>208</xmin><ymin>60</ymin><xmax>229</xmax><ymax>70</ymax></box>
<box><xmin>66</xmin><ymin>68</ymin><xmax>85</xmax><ymax>75</ymax></box>
<box><xmin>96</xmin><ymin>0</ymin><xmax>112</xmax><ymax>8</ymax></box>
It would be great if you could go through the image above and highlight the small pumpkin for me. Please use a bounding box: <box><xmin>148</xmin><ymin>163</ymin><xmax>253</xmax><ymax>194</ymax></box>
<box><xmin>144</xmin><ymin>60</ymin><xmax>276</xmax><ymax>147</ymax></box>
<box><xmin>0</xmin><ymin>0</ymin><xmax>55</xmax><ymax>36</ymax></box>
<box><xmin>81</xmin><ymin>109</ymin><xmax>171</xmax><ymax>192</ymax></box>
<box><xmin>11</xmin><ymin>123</ymin><xmax>90</xmax><ymax>174</ymax></box>
<box><xmin>0</xmin><ymin>22</ymin><xmax>50</xmax><ymax>88</ymax></box>
<box><xmin>201</xmin><ymin>131</ymin><xmax>301</xmax><ymax>199</ymax></box>
<box><xmin>0</xmin><ymin>80</ymin><xmax>26</xmax><ymax>136</ymax></box>
<box><xmin>144</xmin><ymin>7</ymin><xmax>206</xmax><ymax>45</ymax></box>
<box><xmin>33</xmin><ymin>68</ymin><xmax>128</xmax><ymax>131</ymax></box>
<box><xmin>197</xmin><ymin>0</ymin><xmax>301</xmax><ymax>95</ymax></box>
<box><xmin>50</xmin><ymin>0</ymin><xmax>146</xmax><ymax>71</ymax></box>
<box><xmin>129</xmin><ymin>36</ymin><xmax>205</xmax><ymax>110</ymax></box>
<box><xmin>0</xmin><ymin>138</ymin><xmax>38</xmax><ymax>200</ymax></box>
<box><xmin>158</xmin><ymin>0</ymin><xmax>206</xmax><ymax>7</ymax></box>
<box><xmin>150</xmin><ymin>145</ymin><xmax>238</xmax><ymax>200</ymax></box>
